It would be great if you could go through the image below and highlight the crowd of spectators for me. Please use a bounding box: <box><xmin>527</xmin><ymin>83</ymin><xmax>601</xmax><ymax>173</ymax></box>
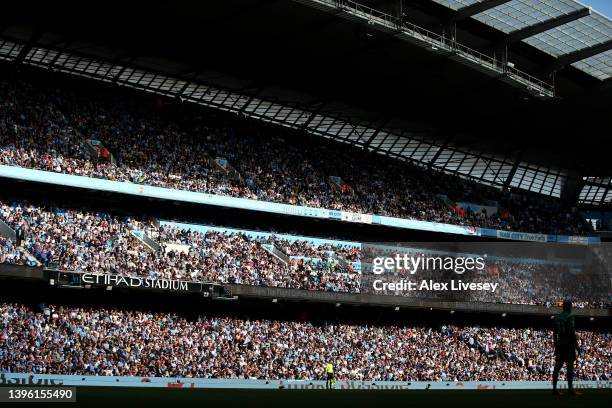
<box><xmin>268</xmin><ymin>236</ymin><xmax>361</xmax><ymax>263</ymax></box>
<box><xmin>444</xmin><ymin>325</ymin><xmax>610</xmax><ymax>381</ymax></box>
<box><xmin>157</xmin><ymin>225</ymin><xmax>360</xmax><ymax>292</ymax></box>
<box><xmin>0</xmin><ymin>199</ymin><xmax>608</xmax><ymax>307</ymax></box>
<box><xmin>0</xmin><ymin>200</ymin><xmax>151</xmax><ymax>275</ymax></box>
<box><xmin>0</xmin><ymin>200</ymin><xmax>360</xmax><ymax>292</ymax></box>
<box><xmin>0</xmin><ymin>76</ymin><xmax>591</xmax><ymax>235</ymax></box>
<box><xmin>394</xmin><ymin>259</ymin><xmax>610</xmax><ymax>308</ymax></box>
<box><xmin>1</xmin><ymin>302</ymin><xmax>609</xmax><ymax>381</ymax></box>
<box><xmin>467</xmin><ymin>260</ymin><xmax>610</xmax><ymax>308</ymax></box>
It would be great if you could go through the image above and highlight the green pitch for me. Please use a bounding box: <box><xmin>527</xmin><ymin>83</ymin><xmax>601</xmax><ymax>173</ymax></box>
<box><xmin>43</xmin><ymin>387</ymin><xmax>612</xmax><ymax>408</ymax></box>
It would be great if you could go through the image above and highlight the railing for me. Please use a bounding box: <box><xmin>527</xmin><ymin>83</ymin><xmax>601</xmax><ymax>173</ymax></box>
<box><xmin>505</xmin><ymin>64</ymin><xmax>555</xmax><ymax>96</ymax></box>
<box><xmin>130</xmin><ymin>229</ymin><xmax>161</xmax><ymax>252</ymax></box>
<box><xmin>0</xmin><ymin>218</ymin><xmax>16</xmax><ymax>241</ymax></box>
<box><xmin>304</xmin><ymin>0</ymin><xmax>555</xmax><ymax>97</ymax></box>
<box><xmin>336</xmin><ymin>0</ymin><xmax>398</xmax><ymax>27</ymax></box>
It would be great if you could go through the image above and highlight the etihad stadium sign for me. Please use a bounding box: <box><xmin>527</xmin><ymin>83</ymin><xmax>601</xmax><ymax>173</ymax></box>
<box><xmin>81</xmin><ymin>273</ymin><xmax>191</xmax><ymax>291</ymax></box>
<box><xmin>43</xmin><ymin>269</ymin><xmax>232</xmax><ymax>298</ymax></box>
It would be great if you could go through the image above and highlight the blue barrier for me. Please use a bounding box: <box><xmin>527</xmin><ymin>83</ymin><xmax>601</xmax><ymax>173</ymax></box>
<box><xmin>0</xmin><ymin>165</ymin><xmax>599</xmax><ymax>244</ymax></box>
<box><xmin>0</xmin><ymin>166</ymin><xmax>474</xmax><ymax>236</ymax></box>
<box><xmin>480</xmin><ymin>227</ymin><xmax>600</xmax><ymax>244</ymax></box>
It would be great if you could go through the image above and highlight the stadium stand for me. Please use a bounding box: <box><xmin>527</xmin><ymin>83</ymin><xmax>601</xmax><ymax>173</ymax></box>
<box><xmin>0</xmin><ymin>75</ymin><xmax>592</xmax><ymax>236</ymax></box>
<box><xmin>1</xmin><ymin>302</ymin><xmax>609</xmax><ymax>381</ymax></box>
<box><xmin>1</xmin><ymin>198</ymin><xmax>609</xmax><ymax>308</ymax></box>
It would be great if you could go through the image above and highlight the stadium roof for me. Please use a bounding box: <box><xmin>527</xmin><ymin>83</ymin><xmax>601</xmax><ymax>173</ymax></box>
<box><xmin>428</xmin><ymin>0</ymin><xmax>611</xmax><ymax>80</ymax></box>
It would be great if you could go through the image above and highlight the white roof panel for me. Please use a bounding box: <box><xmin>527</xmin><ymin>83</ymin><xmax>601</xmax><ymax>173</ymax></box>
<box><xmin>571</xmin><ymin>49</ymin><xmax>612</xmax><ymax>80</ymax></box>
<box><xmin>473</xmin><ymin>0</ymin><xmax>582</xmax><ymax>33</ymax></box>
<box><xmin>431</xmin><ymin>0</ymin><xmax>483</xmax><ymax>11</ymax></box>
<box><xmin>523</xmin><ymin>11</ymin><xmax>611</xmax><ymax>56</ymax></box>
<box><xmin>433</xmin><ymin>0</ymin><xmax>611</xmax><ymax>80</ymax></box>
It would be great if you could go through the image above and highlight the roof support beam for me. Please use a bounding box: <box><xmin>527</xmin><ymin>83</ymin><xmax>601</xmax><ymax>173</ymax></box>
<box><xmin>47</xmin><ymin>41</ymin><xmax>73</xmax><ymax>68</ymax></box>
<box><xmin>238</xmin><ymin>87</ymin><xmax>267</xmax><ymax>114</ymax></box>
<box><xmin>112</xmin><ymin>56</ymin><xmax>135</xmax><ymax>83</ymax></box>
<box><xmin>505</xmin><ymin>8</ymin><xmax>591</xmax><ymax>44</ymax></box>
<box><xmin>599</xmin><ymin>189</ymin><xmax>611</xmax><ymax>205</ymax></box>
<box><xmin>427</xmin><ymin>134</ymin><xmax>454</xmax><ymax>169</ymax></box>
<box><xmin>503</xmin><ymin>152</ymin><xmax>523</xmax><ymax>190</ymax></box>
<box><xmin>560</xmin><ymin>171</ymin><xmax>582</xmax><ymax>204</ymax></box>
<box><xmin>363</xmin><ymin>118</ymin><xmax>391</xmax><ymax>148</ymax></box>
<box><xmin>14</xmin><ymin>30</ymin><xmax>42</xmax><ymax>63</ymax></box>
<box><xmin>450</xmin><ymin>0</ymin><xmax>511</xmax><ymax>23</ymax></box>
<box><xmin>551</xmin><ymin>39</ymin><xmax>612</xmax><ymax>70</ymax></box>
<box><xmin>299</xmin><ymin>102</ymin><xmax>326</xmax><ymax>133</ymax></box>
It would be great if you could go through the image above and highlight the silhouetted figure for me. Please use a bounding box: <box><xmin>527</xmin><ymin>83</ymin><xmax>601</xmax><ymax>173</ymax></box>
<box><xmin>552</xmin><ymin>301</ymin><xmax>582</xmax><ymax>396</ymax></box>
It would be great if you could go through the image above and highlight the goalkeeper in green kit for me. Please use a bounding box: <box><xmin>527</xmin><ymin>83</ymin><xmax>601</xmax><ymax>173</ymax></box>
<box><xmin>552</xmin><ymin>301</ymin><xmax>582</xmax><ymax>396</ymax></box>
